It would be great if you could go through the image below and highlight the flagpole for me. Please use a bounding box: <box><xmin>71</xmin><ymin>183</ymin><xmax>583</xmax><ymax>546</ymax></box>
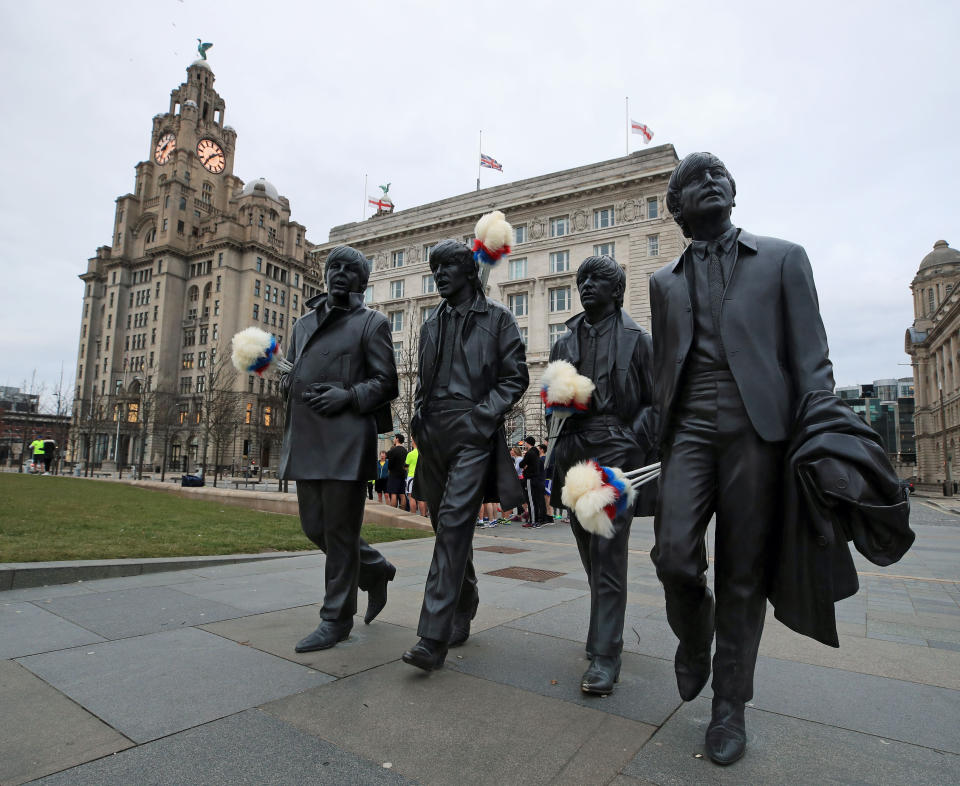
<box><xmin>625</xmin><ymin>97</ymin><xmax>629</xmax><ymax>155</ymax></box>
<box><xmin>362</xmin><ymin>173</ymin><xmax>367</xmax><ymax>220</ymax></box>
<box><xmin>477</xmin><ymin>129</ymin><xmax>482</xmax><ymax>192</ymax></box>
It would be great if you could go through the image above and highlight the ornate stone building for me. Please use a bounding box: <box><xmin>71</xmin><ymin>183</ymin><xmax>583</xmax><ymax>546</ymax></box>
<box><xmin>310</xmin><ymin>145</ymin><xmax>684</xmax><ymax>441</ymax></box>
<box><xmin>905</xmin><ymin>239</ymin><xmax>960</xmax><ymax>487</ymax></box>
<box><xmin>71</xmin><ymin>58</ymin><xmax>320</xmax><ymax>474</ymax></box>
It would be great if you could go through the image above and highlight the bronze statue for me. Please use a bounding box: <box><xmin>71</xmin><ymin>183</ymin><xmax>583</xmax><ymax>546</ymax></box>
<box><xmin>548</xmin><ymin>255</ymin><xmax>657</xmax><ymax>695</ymax></box>
<box><xmin>402</xmin><ymin>239</ymin><xmax>528</xmax><ymax>670</ymax></box>
<box><xmin>649</xmin><ymin>152</ymin><xmax>836</xmax><ymax>764</ymax></box>
<box><xmin>279</xmin><ymin>246</ymin><xmax>399</xmax><ymax>652</ymax></box>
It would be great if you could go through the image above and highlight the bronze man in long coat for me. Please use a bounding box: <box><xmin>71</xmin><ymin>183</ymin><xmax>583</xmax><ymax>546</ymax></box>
<box><xmin>279</xmin><ymin>246</ymin><xmax>399</xmax><ymax>653</ymax></box>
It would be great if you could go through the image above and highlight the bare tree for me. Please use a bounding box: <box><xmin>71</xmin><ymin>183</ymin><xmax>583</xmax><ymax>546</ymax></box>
<box><xmin>76</xmin><ymin>383</ymin><xmax>110</xmax><ymax>476</ymax></box>
<box><xmin>150</xmin><ymin>387</ymin><xmax>181</xmax><ymax>482</ymax></box>
<box><xmin>390</xmin><ymin>312</ymin><xmax>424</xmax><ymax>440</ymax></box>
<box><xmin>198</xmin><ymin>343</ymin><xmax>239</xmax><ymax>486</ymax></box>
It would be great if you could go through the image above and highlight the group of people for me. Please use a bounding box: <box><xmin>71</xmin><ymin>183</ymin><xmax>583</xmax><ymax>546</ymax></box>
<box><xmin>371</xmin><ymin>433</ymin><xmax>427</xmax><ymax>516</ymax></box>
<box><xmin>27</xmin><ymin>436</ymin><xmax>55</xmax><ymax>474</ymax></box>
<box><xmin>276</xmin><ymin>152</ymin><xmax>912</xmax><ymax>767</ymax></box>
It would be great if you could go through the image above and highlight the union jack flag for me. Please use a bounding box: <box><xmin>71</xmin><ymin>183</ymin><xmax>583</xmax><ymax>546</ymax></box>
<box><xmin>630</xmin><ymin>120</ymin><xmax>654</xmax><ymax>144</ymax></box>
<box><xmin>480</xmin><ymin>153</ymin><xmax>503</xmax><ymax>171</ymax></box>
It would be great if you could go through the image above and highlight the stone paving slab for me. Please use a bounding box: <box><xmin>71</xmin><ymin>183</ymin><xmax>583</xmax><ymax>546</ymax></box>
<box><xmin>0</xmin><ymin>601</ymin><xmax>104</xmax><ymax>659</ymax></box>
<box><xmin>37</xmin><ymin>585</ymin><xmax>250</xmax><ymax>639</ymax></box>
<box><xmin>757</xmin><ymin>616</ymin><xmax>960</xmax><ymax>690</ymax></box>
<box><xmin>32</xmin><ymin>709</ymin><xmax>414</xmax><ymax>786</ymax></box>
<box><xmin>623</xmin><ymin>697</ymin><xmax>960</xmax><ymax>786</ymax></box>
<box><xmin>17</xmin><ymin>627</ymin><xmax>334</xmax><ymax>743</ymax></box>
<box><xmin>202</xmin><ymin>607</ymin><xmax>414</xmax><ymax>677</ymax></box>
<box><xmin>171</xmin><ymin>572</ymin><xmax>323</xmax><ymax>613</ymax></box>
<box><xmin>262</xmin><ymin>660</ymin><xmax>655</xmax><ymax>786</ymax></box>
<box><xmin>0</xmin><ymin>659</ymin><xmax>132</xmax><ymax>786</ymax></box>
<box><xmin>448</xmin><ymin>626</ymin><xmax>681</xmax><ymax>726</ymax></box>
<box><xmin>745</xmin><ymin>656</ymin><xmax>960</xmax><ymax>754</ymax></box>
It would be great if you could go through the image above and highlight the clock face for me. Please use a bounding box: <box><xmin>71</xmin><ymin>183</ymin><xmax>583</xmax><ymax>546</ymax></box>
<box><xmin>196</xmin><ymin>138</ymin><xmax>226</xmax><ymax>174</ymax></box>
<box><xmin>154</xmin><ymin>133</ymin><xmax>176</xmax><ymax>165</ymax></box>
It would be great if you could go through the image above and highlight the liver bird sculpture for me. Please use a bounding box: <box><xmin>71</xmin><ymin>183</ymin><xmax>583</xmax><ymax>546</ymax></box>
<box><xmin>197</xmin><ymin>39</ymin><xmax>213</xmax><ymax>60</ymax></box>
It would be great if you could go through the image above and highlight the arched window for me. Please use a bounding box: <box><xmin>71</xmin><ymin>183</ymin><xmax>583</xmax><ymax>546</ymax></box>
<box><xmin>202</xmin><ymin>283</ymin><xmax>212</xmax><ymax>301</ymax></box>
<box><xmin>188</xmin><ymin>285</ymin><xmax>199</xmax><ymax>302</ymax></box>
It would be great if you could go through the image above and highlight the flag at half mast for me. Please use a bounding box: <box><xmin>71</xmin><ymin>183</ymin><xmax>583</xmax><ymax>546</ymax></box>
<box><xmin>480</xmin><ymin>153</ymin><xmax>503</xmax><ymax>171</ymax></box>
<box><xmin>630</xmin><ymin>120</ymin><xmax>654</xmax><ymax>144</ymax></box>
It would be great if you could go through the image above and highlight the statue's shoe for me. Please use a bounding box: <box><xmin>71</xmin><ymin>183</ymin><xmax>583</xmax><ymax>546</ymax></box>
<box><xmin>294</xmin><ymin>621</ymin><xmax>352</xmax><ymax>653</ymax></box>
<box><xmin>402</xmin><ymin>637</ymin><xmax>448</xmax><ymax>671</ymax></box>
<box><xmin>580</xmin><ymin>655</ymin><xmax>621</xmax><ymax>695</ymax></box>
<box><xmin>705</xmin><ymin>696</ymin><xmax>747</xmax><ymax>765</ymax></box>
<box><xmin>364</xmin><ymin>563</ymin><xmax>397</xmax><ymax>625</ymax></box>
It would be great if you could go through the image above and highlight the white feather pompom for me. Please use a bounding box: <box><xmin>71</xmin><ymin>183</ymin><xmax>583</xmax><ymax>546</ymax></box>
<box><xmin>474</xmin><ymin>210</ymin><xmax>513</xmax><ymax>252</ymax></box>
<box><xmin>540</xmin><ymin>360</ymin><xmax>578</xmax><ymax>404</ymax></box>
<box><xmin>570</xmin><ymin>372</ymin><xmax>595</xmax><ymax>407</ymax></box>
<box><xmin>561</xmin><ymin>460</ymin><xmax>603</xmax><ymax>510</ymax></box>
<box><xmin>575</xmin><ymin>486</ymin><xmax>617</xmax><ymax>539</ymax></box>
<box><xmin>231</xmin><ymin>326</ymin><xmax>275</xmax><ymax>372</ymax></box>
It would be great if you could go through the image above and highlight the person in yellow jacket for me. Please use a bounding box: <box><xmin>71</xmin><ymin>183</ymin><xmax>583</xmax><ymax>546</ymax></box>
<box><xmin>29</xmin><ymin>437</ymin><xmax>45</xmax><ymax>473</ymax></box>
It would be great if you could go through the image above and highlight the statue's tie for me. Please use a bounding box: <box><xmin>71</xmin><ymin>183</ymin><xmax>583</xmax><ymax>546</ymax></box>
<box><xmin>707</xmin><ymin>242</ymin><xmax>726</xmax><ymax>361</ymax></box>
<box><xmin>436</xmin><ymin>309</ymin><xmax>458</xmax><ymax>388</ymax></box>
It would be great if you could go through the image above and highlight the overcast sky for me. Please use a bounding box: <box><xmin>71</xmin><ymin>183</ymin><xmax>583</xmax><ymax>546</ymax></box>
<box><xmin>1</xmin><ymin>0</ymin><xmax>956</xmax><ymax>406</ymax></box>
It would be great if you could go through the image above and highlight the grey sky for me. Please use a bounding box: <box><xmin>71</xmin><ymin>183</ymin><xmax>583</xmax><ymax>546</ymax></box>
<box><xmin>1</xmin><ymin>0</ymin><xmax>956</xmax><ymax>404</ymax></box>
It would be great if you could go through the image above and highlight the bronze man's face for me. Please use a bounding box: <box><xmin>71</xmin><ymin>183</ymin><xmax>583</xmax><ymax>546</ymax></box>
<box><xmin>578</xmin><ymin>269</ymin><xmax>619</xmax><ymax>312</ymax></box>
<box><xmin>325</xmin><ymin>257</ymin><xmax>364</xmax><ymax>298</ymax></box>
<box><xmin>430</xmin><ymin>256</ymin><xmax>474</xmax><ymax>303</ymax></box>
<box><xmin>678</xmin><ymin>163</ymin><xmax>735</xmax><ymax>226</ymax></box>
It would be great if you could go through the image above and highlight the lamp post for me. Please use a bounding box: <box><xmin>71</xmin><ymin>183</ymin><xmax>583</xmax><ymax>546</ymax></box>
<box><xmin>940</xmin><ymin>379</ymin><xmax>952</xmax><ymax>497</ymax></box>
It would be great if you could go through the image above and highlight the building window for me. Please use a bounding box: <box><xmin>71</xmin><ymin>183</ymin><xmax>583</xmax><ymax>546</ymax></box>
<box><xmin>928</xmin><ymin>289</ymin><xmax>936</xmax><ymax>314</ymax></box>
<box><xmin>180</xmin><ymin>376</ymin><xmax>191</xmax><ymax>394</ymax></box>
<box><xmin>263</xmin><ymin>307</ymin><xmax>270</xmax><ymax>324</ymax></box>
<box><xmin>393</xmin><ymin>341</ymin><xmax>403</xmax><ymax>363</ymax></box>
<box><xmin>212</xmin><ymin>324</ymin><xmax>218</xmax><ymax>341</ymax></box>
<box><xmin>162</xmin><ymin>218</ymin><xmax>168</xmax><ymax>232</ymax></box>
<box><xmin>392</xmin><ymin>250</ymin><xmax>405</xmax><ymax>268</ymax></box>
<box><xmin>177</xmin><ymin>220</ymin><xmax>184</xmax><ymax>235</ymax></box>
<box><xmin>594</xmin><ymin>242</ymin><xmax>616</xmax><ymax>258</ymax></box>
<box><xmin>215</xmin><ymin>276</ymin><xmax>221</xmax><ymax>292</ymax></box>
<box><xmin>294</xmin><ymin>272</ymin><xmax>300</xmax><ymax>287</ymax></box>
<box><xmin>549</xmin><ymin>250</ymin><xmax>569</xmax><ymax>273</ymax></box>
<box><xmin>254</xmin><ymin>280</ymin><xmax>261</xmax><ymax>297</ymax></box>
<box><xmin>508</xmin><ymin>258</ymin><xmax>527</xmax><ymax>280</ymax></box>
<box><xmin>421</xmin><ymin>305</ymin><xmax>435</xmax><ymax>324</ymax></box>
<box><xmin>422</xmin><ymin>274</ymin><xmax>436</xmax><ymax>294</ymax></box>
<box><xmin>647</xmin><ymin>234</ymin><xmax>659</xmax><ymax>256</ymax></box>
<box><xmin>179</xmin><ymin>197</ymin><xmax>187</xmax><ymax>210</ymax></box>
<box><xmin>264</xmin><ymin>284</ymin><xmax>271</xmax><ymax>301</ymax></box>
<box><xmin>514</xmin><ymin>225</ymin><xmax>526</xmax><ymax>244</ymax></box>
<box><xmin>549</xmin><ymin>323</ymin><xmax>568</xmax><ymax>349</ymax></box>
<box><xmin>390</xmin><ymin>279</ymin><xmax>405</xmax><ymax>299</ymax></box>
<box><xmin>293</xmin><ymin>293</ymin><xmax>299</xmax><ymax>310</ymax></box>
<box><xmin>508</xmin><ymin>293</ymin><xmax>528</xmax><ymax>317</ymax></box>
<box><xmin>389</xmin><ymin>310</ymin><xmax>404</xmax><ymax>333</ymax></box>
<box><xmin>549</xmin><ymin>286</ymin><xmax>571</xmax><ymax>313</ymax></box>
<box><xmin>593</xmin><ymin>207</ymin><xmax>615</xmax><ymax>229</ymax></box>
<box><xmin>518</xmin><ymin>326</ymin><xmax>528</xmax><ymax>348</ymax></box>
<box><xmin>196</xmin><ymin>376</ymin><xmax>205</xmax><ymax>393</ymax></box>
<box><xmin>256</xmin><ymin>257</ymin><xmax>262</xmax><ymax>272</ymax></box>
<box><xmin>214</xmin><ymin>300</ymin><xmax>220</xmax><ymax>316</ymax></box>
<box><xmin>279</xmin><ymin>290</ymin><xmax>285</xmax><ymax>306</ymax></box>
<box><xmin>253</xmin><ymin>304</ymin><xmax>259</xmax><ymax>320</ymax></box>
<box><xmin>549</xmin><ymin>216</ymin><xmax>569</xmax><ymax>238</ymax></box>
<box><xmin>647</xmin><ymin>197</ymin><xmax>658</xmax><ymax>219</ymax></box>
<box><xmin>198</xmin><ymin>351</ymin><xmax>207</xmax><ymax>368</ymax></box>
<box><xmin>423</xmin><ymin>243</ymin><xmax>437</xmax><ymax>262</ymax></box>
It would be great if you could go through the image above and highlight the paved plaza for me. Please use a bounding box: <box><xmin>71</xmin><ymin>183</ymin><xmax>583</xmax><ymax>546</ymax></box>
<box><xmin>2</xmin><ymin>497</ymin><xmax>959</xmax><ymax>784</ymax></box>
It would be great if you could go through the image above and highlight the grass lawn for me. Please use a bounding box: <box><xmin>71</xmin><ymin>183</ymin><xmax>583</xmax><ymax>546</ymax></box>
<box><xmin>0</xmin><ymin>474</ymin><xmax>431</xmax><ymax>562</ymax></box>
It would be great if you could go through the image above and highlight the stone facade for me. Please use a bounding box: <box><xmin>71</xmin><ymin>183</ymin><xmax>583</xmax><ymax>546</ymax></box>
<box><xmin>71</xmin><ymin>60</ymin><xmax>320</xmax><ymax>474</ymax></box>
<box><xmin>905</xmin><ymin>240</ymin><xmax>960</xmax><ymax>486</ymax></box>
<box><xmin>311</xmin><ymin>145</ymin><xmax>684</xmax><ymax>439</ymax></box>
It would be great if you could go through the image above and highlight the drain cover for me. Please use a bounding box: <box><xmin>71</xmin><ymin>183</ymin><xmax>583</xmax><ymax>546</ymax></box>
<box><xmin>485</xmin><ymin>567</ymin><xmax>566</xmax><ymax>582</ymax></box>
<box><xmin>475</xmin><ymin>546</ymin><xmax>529</xmax><ymax>554</ymax></box>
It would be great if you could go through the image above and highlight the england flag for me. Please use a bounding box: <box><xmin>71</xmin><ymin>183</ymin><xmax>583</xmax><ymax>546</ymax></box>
<box><xmin>630</xmin><ymin>121</ymin><xmax>654</xmax><ymax>144</ymax></box>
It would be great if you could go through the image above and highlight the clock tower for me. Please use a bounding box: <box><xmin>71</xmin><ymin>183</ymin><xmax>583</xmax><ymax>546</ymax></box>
<box><xmin>72</xmin><ymin>56</ymin><xmax>319</xmax><ymax>477</ymax></box>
